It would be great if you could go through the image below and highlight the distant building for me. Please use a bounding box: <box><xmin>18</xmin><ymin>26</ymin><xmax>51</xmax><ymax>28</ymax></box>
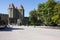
<box><xmin>0</xmin><ymin>13</ymin><xmax>8</xmax><ymax>24</ymax></box>
<box><xmin>8</xmin><ymin>3</ymin><xmax>24</xmax><ymax>25</ymax></box>
<box><xmin>24</xmin><ymin>17</ymin><xmax>29</xmax><ymax>25</ymax></box>
<box><xmin>0</xmin><ymin>14</ymin><xmax>8</xmax><ymax>20</ymax></box>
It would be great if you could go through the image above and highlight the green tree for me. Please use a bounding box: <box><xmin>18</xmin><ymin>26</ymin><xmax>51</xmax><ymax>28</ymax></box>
<box><xmin>37</xmin><ymin>0</ymin><xmax>57</xmax><ymax>25</ymax></box>
<box><xmin>37</xmin><ymin>3</ymin><xmax>45</xmax><ymax>23</ymax></box>
<box><xmin>44</xmin><ymin>0</ymin><xmax>57</xmax><ymax>25</ymax></box>
<box><xmin>29</xmin><ymin>9</ymin><xmax>37</xmax><ymax>25</ymax></box>
<box><xmin>52</xmin><ymin>3</ymin><xmax>60</xmax><ymax>24</ymax></box>
<box><xmin>29</xmin><ymin>0</ymin><xmax>60</xmax><ymax>26</ymax></box>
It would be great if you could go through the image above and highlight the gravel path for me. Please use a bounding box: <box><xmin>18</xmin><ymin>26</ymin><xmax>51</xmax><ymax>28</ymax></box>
<box><xmin>0</xmin><ymin>25</ymin><xmax>60</xmax><ymax>40</ymax></box>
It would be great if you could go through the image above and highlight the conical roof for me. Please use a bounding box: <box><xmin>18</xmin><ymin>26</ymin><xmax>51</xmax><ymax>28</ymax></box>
<box><xmin>9</xmin><ymin>3</ymin><xmax>15</xmax><ymax>8</ymax></box>
<box><xmin>18</xmin><ymin>5</ymin><xmax>24</xmax><ymax>10</ymax></box>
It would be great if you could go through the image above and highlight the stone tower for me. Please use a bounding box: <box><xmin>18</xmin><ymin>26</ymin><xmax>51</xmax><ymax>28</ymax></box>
<box><xmin>8</xmin><ymin>3</ymin><xmax>16</xmax><ymax>18</ymax></box>
<box><xmin>8</xmin><ymin>3</ymin><xmax>17</xmax><ymax>24</ymax></box>
<box><xmin>18</xmin><ymin>5</ymin><xmax>24</xmax><ymax>18</ymax></box>
<box><xmin>17</xmin><ymin>5</ymin><xmax>24</xmax><ymax>25</ymax></box>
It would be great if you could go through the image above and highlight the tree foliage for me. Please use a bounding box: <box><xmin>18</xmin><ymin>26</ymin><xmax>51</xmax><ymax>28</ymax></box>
<box><xmin>52</xmin><ymin>3</ymin><xmax>60</xmax><ymax>24</ymax></box>
<box><xmin>29</xmin><ymin>9</ymin><xmax>37</xmax><ymax>25</ymax></box>
<box><xmin>29</xmin><ymin>0</ymin><xmax>60</xmax><ymax>26</ymax></box>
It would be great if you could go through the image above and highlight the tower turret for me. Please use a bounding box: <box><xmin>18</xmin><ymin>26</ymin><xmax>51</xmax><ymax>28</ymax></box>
<box><xmin>9</xmin><ymin>3</ymin><xmax>15</xmax><ymax>9</ymax></box>
<box><xmin>8</xmin><ymin>3</ymin><xmax>15</xmax><ymax>18</ymax></box>
<box><xmin>18</xmin><ymin>5</ymin><xmax>24</xmax><ymax>17</ymax></box>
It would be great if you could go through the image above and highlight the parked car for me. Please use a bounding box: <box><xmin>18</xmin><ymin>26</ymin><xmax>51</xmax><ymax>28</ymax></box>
<box><xmin>0</xmin><ymin>20</ymin><xmax>7</xmax><ymax>28</ymax></box>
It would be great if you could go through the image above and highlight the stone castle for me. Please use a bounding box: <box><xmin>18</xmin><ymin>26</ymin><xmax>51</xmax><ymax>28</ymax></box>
<box><xmin>8</xmin><ymin>3</ymin><xmax>25</xmax><ymax>25</ymax></box>
<box><xmin>0</xmin><ymin>3</ymin><xmax>29</xmax><ymax>25</ymax></box>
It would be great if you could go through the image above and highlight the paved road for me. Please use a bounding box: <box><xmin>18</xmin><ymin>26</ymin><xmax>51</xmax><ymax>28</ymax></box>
<box><xmin>0</xmin><ymin>25</ymin><xmax>60</xmax><ymax>40</ymax></box>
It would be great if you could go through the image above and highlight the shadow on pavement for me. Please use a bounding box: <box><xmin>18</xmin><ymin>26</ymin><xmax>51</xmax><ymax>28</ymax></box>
<box><xmin>0</xmin><ymin>27</ymin><xmax>24</xmax><ymax>31</ymax></box>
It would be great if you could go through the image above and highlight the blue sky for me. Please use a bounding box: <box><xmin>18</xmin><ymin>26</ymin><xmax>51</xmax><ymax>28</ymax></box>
<box><xmin>0</xmin><ymin>0</ymin><xmax>60</xmax><ymax>17</ymax></box>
